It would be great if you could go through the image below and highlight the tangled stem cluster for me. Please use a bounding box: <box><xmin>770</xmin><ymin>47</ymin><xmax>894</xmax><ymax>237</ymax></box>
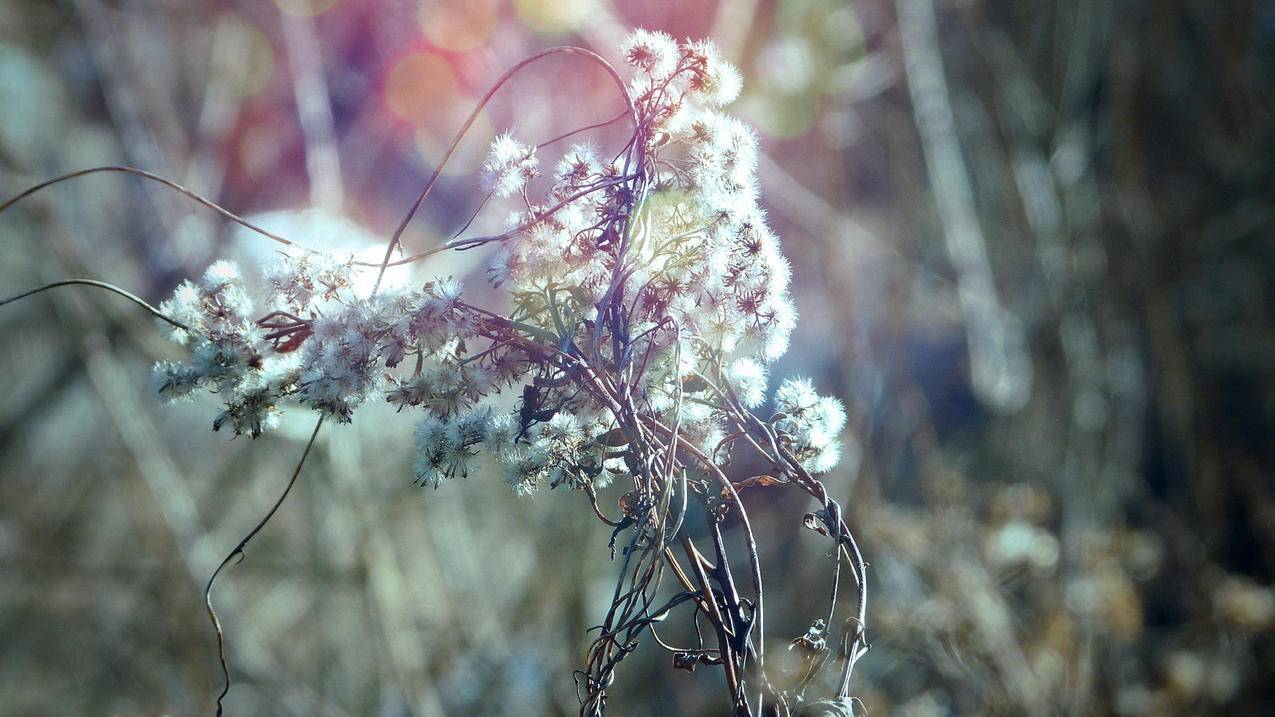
<box><xmin>2</xmin><ymin>29</ymin><xmax>869</xmax><ymax>717</ymax></box>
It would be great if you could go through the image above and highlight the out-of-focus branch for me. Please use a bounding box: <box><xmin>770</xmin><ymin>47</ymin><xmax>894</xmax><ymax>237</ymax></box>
<box><xmin>282</xmin><ymin>11</ymin><xmax>345</xmax><ymax>211</ymax></box>
<box><xmin>896</xmin><ymin>0</ymin><xmax>1032</xmax><ymax>412</ymax></box>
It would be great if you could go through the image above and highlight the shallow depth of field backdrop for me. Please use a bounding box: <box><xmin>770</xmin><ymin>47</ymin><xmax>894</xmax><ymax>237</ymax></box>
<box><xmin>1</xmin><ymin>1</ymin><xmax>1273</xmax><ymax>715</ymax></box>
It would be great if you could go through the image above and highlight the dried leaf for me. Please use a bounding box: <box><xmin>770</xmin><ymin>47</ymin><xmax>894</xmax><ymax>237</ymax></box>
<box><xmin>803</xmin><ymin>513</ymin><xmax>830</xmax><ymax>537</ymax></box>
<box><xmin>721</xmin><ymin>474</ymin><xmax>784</xmax><ymax>499</ymax></box>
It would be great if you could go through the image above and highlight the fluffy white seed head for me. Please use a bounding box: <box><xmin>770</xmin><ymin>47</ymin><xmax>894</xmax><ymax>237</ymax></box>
<box><xmin>621</xmin><ymin>28</ymin><xmax>679</xmax><ymax>79</ymax></box>
<box><xmin>482</xmin><ymin>132</ymin><xmax>539</xmax><ymax>198</ymax></box>
<box><xmin>727</xmin><ymin>357</ymin><xmax>769</xmax><ymax>408</ymax></box>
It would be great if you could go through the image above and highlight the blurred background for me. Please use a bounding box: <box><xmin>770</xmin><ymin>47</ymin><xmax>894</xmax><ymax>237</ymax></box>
<box><xmin>1</xmin><ymin>0</ymin><xmax>1273</xmax><ymax>714</ymax></box>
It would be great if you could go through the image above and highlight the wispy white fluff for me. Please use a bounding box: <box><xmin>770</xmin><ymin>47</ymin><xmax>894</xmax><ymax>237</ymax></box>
<box><xmin>482</xmin><ymin>132</ymin><xmax>539</xmax><ymax>198</ymax></box>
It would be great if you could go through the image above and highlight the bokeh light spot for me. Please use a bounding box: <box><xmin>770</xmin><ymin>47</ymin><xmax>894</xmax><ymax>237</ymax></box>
<box><xmin>386</xmin><ymin>51</ymin><xmax>494</xmax><ymax>175</ymax></box>
<box><xmin>420</xmin><ymin>0</ymin><xmax>499</xmax><ymax>51</ymax></box>
<box><xmin>820</xmin><ymin>5</ymin><xmax>865</xmax><ymax>56</ymax></box>
<box><xmin>273</xmin><ymin>0</ymin><xmax>340</xmax><ymax>17</ymax></box>
<box><xmin>215</xmin><ymin>13</ymin><xmax>274</xmax><ymax>98</ymax></box>
<box><xmin>757</xmin><ymin>37</ymin><xmax>814</xmax><ymax>94</ymax></box>
<box><xmin>386</xmin><ymin>51</ymin><xmax>458</xmax><ymax>127</ymax></box>
<box><xmin>740</xmin><ymin>91</ymin><xmax>819</xmax><ymax>140</ymax></box>
<box><xmin>513</xmin><ymin>0</ymin><xmax>596</xmax><ymax>37</ymax></box>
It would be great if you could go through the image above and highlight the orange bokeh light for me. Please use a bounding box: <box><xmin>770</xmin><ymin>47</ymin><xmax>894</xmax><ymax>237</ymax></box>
<box><xmin>385</xmin><ymin>50</ymin><xmax>493</xmax><ymax>175</ymax></box>
<box><xmin>420</xmin><ymin>0</ymin><xmax>499</xmax><ymax>51</ymax></box>
<box><xmin>385</xmin><ymin>51</ymin><xmax>458</xmax><ymax>128</ymax></box>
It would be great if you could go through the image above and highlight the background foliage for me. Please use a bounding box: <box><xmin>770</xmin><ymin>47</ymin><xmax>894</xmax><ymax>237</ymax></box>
<box><xmin>1</xmin><ymin>0</ymin><xmax>1272</xmax><ymax>714</ymax></box>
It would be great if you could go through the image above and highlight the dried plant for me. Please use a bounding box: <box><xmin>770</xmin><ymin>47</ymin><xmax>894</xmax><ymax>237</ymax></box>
<box><xmin>1</xmin><ymin>30</ymin><xmax>868</xmax><ymax>716</ymax></box>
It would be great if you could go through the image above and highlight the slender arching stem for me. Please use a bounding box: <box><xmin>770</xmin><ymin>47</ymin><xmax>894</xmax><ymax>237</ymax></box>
<box><xmin>1</xmin><ymin>166</ymin><xmax>301</xmax><ymax>253</ymax></box>
<box><xmin>537</xmin><ymin>110</ymin><xmax>630</xmax><ymax>150</ymax></box>
<box><xmin>0</xmin><ymin>278</ymin><xmax>188</xmax><ymax>330</ymax></box>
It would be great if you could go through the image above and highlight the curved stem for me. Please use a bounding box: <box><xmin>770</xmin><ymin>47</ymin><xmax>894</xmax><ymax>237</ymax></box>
<box><xmin>0</xmin><ymin>278</ymin><xmax>188</xmax><ymax>330</ymax></box>
<box><xmin>205</xmin><ymin>416</ymin><xmax>325</xmax><ymax>715</ymax></box>
<box><xmin>2</xmin><ymin>166</ymin><xmax>295</xmax><ymax>252</ymax></box>
<box><xmin>537</xmin><ymin>110</ymin><xmax>630</xmax><ymax>150</ymax></box>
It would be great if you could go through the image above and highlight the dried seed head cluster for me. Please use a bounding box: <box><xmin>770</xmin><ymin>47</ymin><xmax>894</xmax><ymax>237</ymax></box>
<box><xmin>143</xmin><ymin>30</ymin><xmax>867</xmax><ymax>715</ymax></box>
<box><xmin>154</xmin><ymin>31</ymin><xmax>839</xmax><ymax>491</ymax></box>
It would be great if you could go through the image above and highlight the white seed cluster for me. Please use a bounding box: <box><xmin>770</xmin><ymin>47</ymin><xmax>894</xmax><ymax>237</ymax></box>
<box><xmin>153</xmin><ymin>30</ymin><xmax>846</xmax><ymax>492</ymax></box>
